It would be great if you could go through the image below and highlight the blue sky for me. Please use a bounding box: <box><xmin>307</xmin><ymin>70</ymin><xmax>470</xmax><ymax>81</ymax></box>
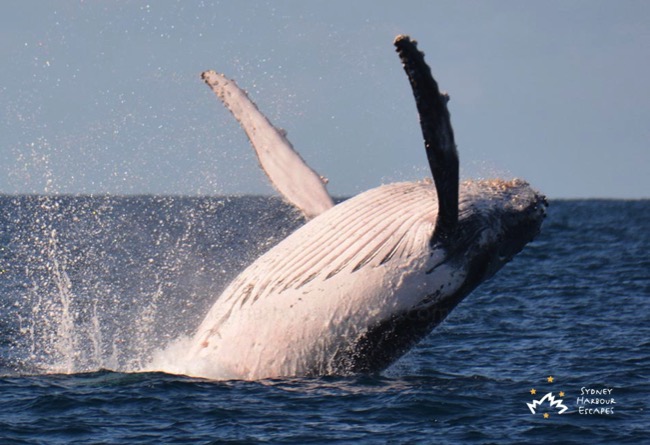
<box><xmin>1</xmin><ymin>1</ymin><xmax>648</xmax><ymax>198</ymax></box>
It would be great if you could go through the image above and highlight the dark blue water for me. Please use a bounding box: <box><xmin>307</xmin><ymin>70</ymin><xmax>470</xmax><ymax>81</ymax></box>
<box><xmin>1</xmin><ymin>196</ymin><xmax>648</xmax><ymax>444</ymax></box>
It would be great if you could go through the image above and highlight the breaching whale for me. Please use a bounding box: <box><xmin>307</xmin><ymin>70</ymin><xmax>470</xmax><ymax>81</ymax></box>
<box><xmin>170</xmin><ymin>35</ymin><xmax>546</xmax><ymax>380</ymax></box>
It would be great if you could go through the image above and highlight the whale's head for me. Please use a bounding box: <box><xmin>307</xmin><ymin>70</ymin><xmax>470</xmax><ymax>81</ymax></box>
<box><xmin>450</xmin><ymin>178</ymin><xmax>547</xmax><ymax>285</ymax></box>
<box><xmin>341</xmin><ymin>178</ymin><xmax>546</xmax><ymax>374</ymax></box>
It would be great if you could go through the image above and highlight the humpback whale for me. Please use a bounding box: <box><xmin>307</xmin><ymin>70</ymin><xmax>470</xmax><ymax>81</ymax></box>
<box><xmin>173</xmin><ymin>35</ymin><xmax>546</xmax><ymax>380</ymax></box>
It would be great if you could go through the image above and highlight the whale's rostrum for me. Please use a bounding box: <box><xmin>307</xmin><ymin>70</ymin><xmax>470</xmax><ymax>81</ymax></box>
<box><xmin>157</xmin><ymin>35</ymin><xmax>546</xmax><ymax>380</ymax></box>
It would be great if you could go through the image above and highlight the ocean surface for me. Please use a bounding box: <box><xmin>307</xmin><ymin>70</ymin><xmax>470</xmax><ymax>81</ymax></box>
<box><xmin>0</xmin><ymin>196</ymin><xmax>648</xmax><ymax>444</ymax></box>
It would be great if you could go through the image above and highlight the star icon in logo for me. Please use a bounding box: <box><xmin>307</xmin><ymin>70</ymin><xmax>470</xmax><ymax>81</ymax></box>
<box><xmin>547</xmin><ymin>376</ymin><xmax>554</xmax><ymax>383</ymax></box>
<box><xmin>530</xmin><ymin>389</ymin><xmax>537</xmax><ymax>395</ymax></box>
<box><xmin>543</xmin><ymin>413</ymin><xmax>550</xmax><ymax>419</ymax></box>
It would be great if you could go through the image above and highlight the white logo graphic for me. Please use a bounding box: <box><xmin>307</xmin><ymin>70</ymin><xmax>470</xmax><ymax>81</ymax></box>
<box><xmin>527</xmin><ymin>392</ymin><xmax>569</xmax><ymax>415</ymax></box>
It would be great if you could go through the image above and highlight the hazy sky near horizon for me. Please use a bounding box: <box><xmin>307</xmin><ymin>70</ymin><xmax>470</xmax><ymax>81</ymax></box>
<box><xmin>1</xmin><ymin>1</ymin><xmax>648</xmax><ymax>198</ymax></box>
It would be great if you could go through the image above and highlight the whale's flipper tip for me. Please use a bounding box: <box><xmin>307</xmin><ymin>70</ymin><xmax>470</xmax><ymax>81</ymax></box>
<box><xmin>393</xmin><ymin>34</ymin><xmax>414</xmax><ymax>46</ymax></box>
<box><xmin>201</xmin><ymin>70</ymin><xmax>231</xmax><ymax>93</ymax></box>
<box><xmin>201</xmin><ymin>70</ymin><xmax>216</xmax><ymax>82</ymax></box>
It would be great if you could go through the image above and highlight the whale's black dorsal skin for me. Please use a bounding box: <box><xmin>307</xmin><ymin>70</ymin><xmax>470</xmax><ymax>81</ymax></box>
<box><xmin>394</xmin><ymin>35</ymin><xmax>459</xmax><ymax>245</ymax></box>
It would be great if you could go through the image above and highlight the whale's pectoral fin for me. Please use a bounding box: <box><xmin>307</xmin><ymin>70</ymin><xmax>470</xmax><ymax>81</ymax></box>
<box><xmin>394</xmin><ymin>35</ymin><xmax>459</xmax><ymax>244</ymax></box>
<box><xmin>202</xmin><ymin>71</ymin><xmax>334</xmax><ymax>219</ymax></box>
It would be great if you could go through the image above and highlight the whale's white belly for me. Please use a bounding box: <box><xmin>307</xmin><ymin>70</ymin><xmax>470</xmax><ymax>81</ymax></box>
<box><xmin>180</xmin><ymin>181</ymin><xmax>466</xmax><ymax>379</ymax></box>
